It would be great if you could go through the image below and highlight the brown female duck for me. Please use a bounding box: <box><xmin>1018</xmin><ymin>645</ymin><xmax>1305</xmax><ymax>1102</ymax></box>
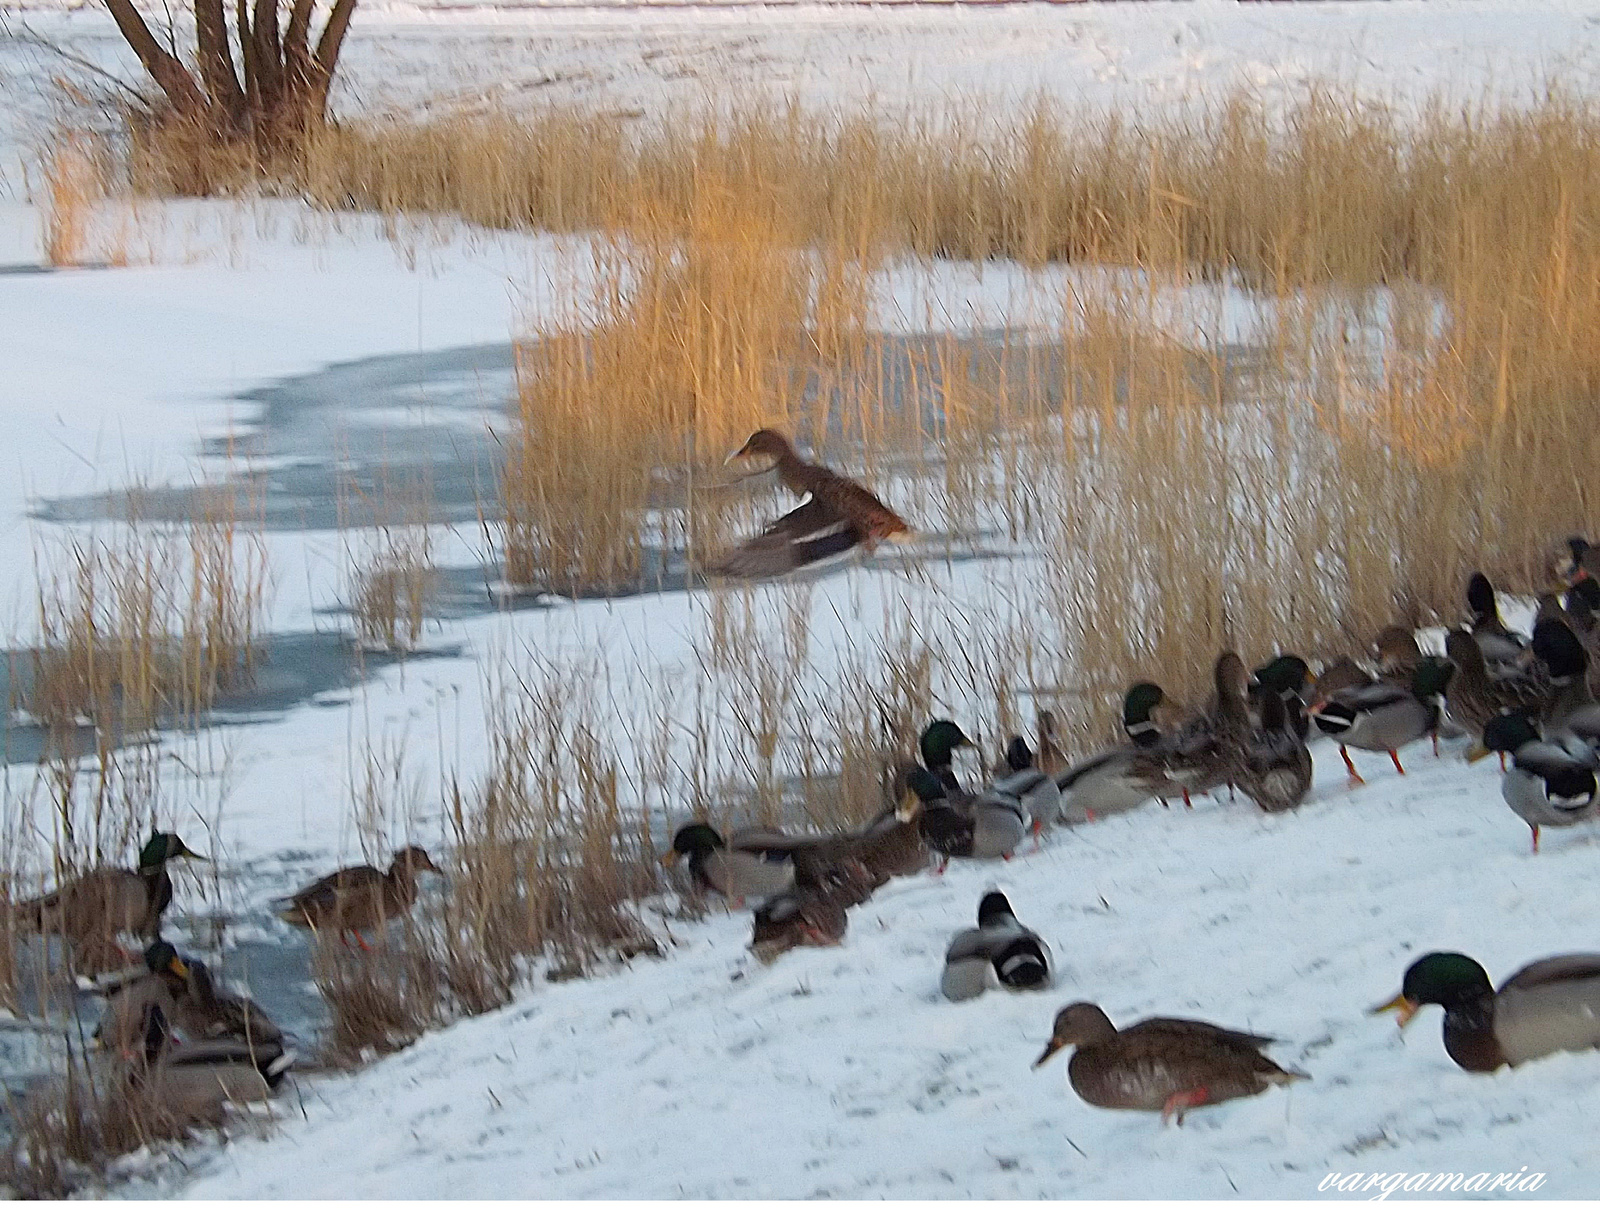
<box><xmin>713</xmin><ymin>429</ymin><xmax>912</xmax><ymax>576</ymax></box>
<box><xmin>275</xmin><ymin>846</ymin><xmax>442</xmax><ymax>947</ymax></box>
<box><xmin>1033</xmin><ymin>1003</ymin><xmax>1308</xmax><ymax>1124</ymax></box>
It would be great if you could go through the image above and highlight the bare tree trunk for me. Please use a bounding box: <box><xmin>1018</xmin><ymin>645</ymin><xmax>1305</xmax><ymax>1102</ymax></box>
<box><xmin>194</xmin><ymin>0</ymin><xmax>246</xmax><ymax>128</ymax></box>
<box><xmin>251</xmin><ymin>0</ymin><xmax>284</xmax><ymax>116</ymax></box>
<box><xmin>101</xmin><ymin>0</ymin><xmax>207</xmax><ymax>117</ymax></box>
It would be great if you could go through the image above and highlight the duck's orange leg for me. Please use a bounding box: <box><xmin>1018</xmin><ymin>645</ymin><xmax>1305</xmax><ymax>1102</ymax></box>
<box><xmin>1389</xmin><ymin>749</ymin><xmax>1406</xmax><ymax>776</ymax></box>
<box><xmin>1340</xmin><ymin>745</ymin><xmax>1366</xmax><ymax>787</ymax></box>
<box><xmin>1161</xmin><ymin>1087</ymin><xmax>1211</xmax><ymax>1126</ymax></box>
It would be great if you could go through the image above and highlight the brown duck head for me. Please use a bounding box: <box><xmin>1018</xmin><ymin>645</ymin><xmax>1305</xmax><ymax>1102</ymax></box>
<box><xmin>389</xmin><ymin>846</ymin><xmax>443</xmax><ymax>882</ymax></box>
<box><xmin>725</xmin><ymin>429</ymin><xmax>797</xmax><ymax>474</ymax></box>
<box><xmin>1034</xmin><ymin>1002</ymin><xmax>1119</xmax><ymax>1068</ymax></box>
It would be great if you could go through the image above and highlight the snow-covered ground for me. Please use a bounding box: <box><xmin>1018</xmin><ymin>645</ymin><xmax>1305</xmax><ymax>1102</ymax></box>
<box><xmin>3</xmin><ymin>0</ymin><xmax>1600</xmax><ymax>1199</ymax></box>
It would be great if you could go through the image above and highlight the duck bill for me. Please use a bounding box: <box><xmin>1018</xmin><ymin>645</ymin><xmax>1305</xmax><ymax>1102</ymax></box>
<box><xmin>168</xmin><ymin>955</ymin><xmax>191</xmax><ymax>980</ymax></box>
<box><xmin>894</xmin><ymin>791</ymin><xmax>922</xmax><ymax>824</ymax></box>
<box><xmin>1032</xmin><ymin>1037</ymin><xmax>1066</xmax><ymax>1069</ymax></box>
<box><xmin>172</xmin><ymin>840</ymin><xmax>211</xmax><ymax>863</ymax></box>
<box><xmin>1370</xmin><ymin>993</ymin><xmax>1420</xmax><ymax>1029</ymax></box>
<box><xmin>1464</xmin><ymin>742</ymin><xmax>1493</xmax><ymax>765</ymax></box>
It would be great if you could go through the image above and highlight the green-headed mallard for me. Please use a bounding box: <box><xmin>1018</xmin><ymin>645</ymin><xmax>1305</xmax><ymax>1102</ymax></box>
<box><xmin>16</xmin><ymin>832</ymin><xmax>206</xmax><ymax>974</ymax></box>
<box><xmin>275</xmin><ymin>846</ymin><xmax>442</xmax><ymax>947</ymax></box>
<box><xmin>663</xmin><ymin>823</ymin><xmax>794</xmax><ymax>902</ymax></box>
<box><xmin>123</xmin><ymin>996</ymin><xmax>293</xmax><ymax>1125</ymax></box>
<box><xmin>1238</xmin><ymin>688</ymin><xmax>1313</xmax><ymax>813</ymax></box>
<box><xmin>1444</xmin><ymin>628</ymin><xmax>1549</xmax><ymax>740</ymax></box>
<box><xmin>748</xmin><ymin>883</ymin><xmax>851</xmax><ymax>963</ymax></box>
<box><xmin>712</xmin><ymin>429</ymin><xmax>912</xmax><ymax>577</ymax></box>
<box><xmin>1311</xmin><ymin>655</ymin><xmax>1455</xmax><ymax>785</ymax></box>
<box><xmin>940</xmin><ymin>891</ymin><xmax>1052</xmax><ymax>1002</ymax></box>
<box><xmin>1475</xmin><ymin>712</ymin><xmax>1600</xmax><ymax>853</ymax></box>
<box><xmin>1249</xmin><ymin>654</ymin><xmax>1316</xmax><ymax>741</ymax></box>
<box><xmin>1374</xmin><ymin>951</ymin><xmax>1600</xmax><ymax>1072</ymax></box>
<box><xmin>1531</xmin><ymin>617</ymin><xmax>1600</xmax><ymax>738</ymax></box>
<box><xmin>1054</xmin><ymin>684</ymin><xmax>1183</xmax><ymax>824</ymax></box>
<box><xmin>1130</xmin><ymin>653</ymin><xmax>1252</xmax><ymax>807</ymax></box>
<box><xmin>918</xmin><ymin>719</ymin><xmax>978</xmax><ymax>799</ymax></box>
<box><xmin>897</xmin><ymin>766</ymin><xmax>1025</xmax><ymax>869</ymax></box>
<box><xmin>1560</xmin><ymin>536</ymin><xmax>1598</xmax><ymax>585</ymax></box>
<box><xmin>96</xmin><ymin>940</ymin><xmax>284</xmax><ymax>1058</ymax></box>
<box><xmin>1033</xmin><ymin>1003</ymin><xmax>1308</xmax><ymax>1124</ymax></box>
<box><xmin>1467</xmin><ymin>572</ymin><xmax>1529</xmax><ymax>669</ymax></box>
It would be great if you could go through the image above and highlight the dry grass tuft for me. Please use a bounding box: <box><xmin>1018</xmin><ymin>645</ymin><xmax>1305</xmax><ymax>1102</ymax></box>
<box><xmin>40</xmin><ymin>128</ymin><xmax>105</xmax><ymax>268</ymax></box>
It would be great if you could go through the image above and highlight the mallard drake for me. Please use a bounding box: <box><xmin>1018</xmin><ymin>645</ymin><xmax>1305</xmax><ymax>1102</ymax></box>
<box><xmin>983</xmin><ymin>741</ymin><xmax>1062</xmax><ymax>840</ymax></box>
<box><xmin>723</xmin><ymin>824</ymin><xmax>888</xmax><ymax>908</ymax></box>
<box><xmin>1374</xmin><ymin>951</ymin><xmax>1600</xmax><ymax>1072</ymax></box>
<box><xmin>1249</xmin><ymin>655</ymin><xmax>1316</xmax><ymax>740</ymax></box>
<box><xmin>275</xmin><ymin>846</ymin><xmax>442</xmax><ymax>947</ymax></box>
<box><xmin>123</xmin><ymin>997</ymin><xmax>293</xmax><ymax>1125</ymax></box>
<box><xmin>712</xmin><ymin>429</ymin><xmax>912</xmax><ymax>577</ymax></box>
<box><xmin>898</xmin><ymin>766</ymin><xmax>1025</xmax><ymax>869</ymax></box>
<box><xmin>1311</xmin><ymin>656</ymin><xmax>1455</xmax><ymax>786</ymax></box>
<box><xmin>1466</xmin><ymin>572</ymin><xmax>1528</xmax><ymax>668</ymax></box>
<box><xmin>1033</xmin><ymin>1003</ymin><xmax>1308</xmax><ymax>1124</ymax></box>
<box><xmin>16</xmin><ymin>832</ymin><xmax>206</xmax><ymax>974</ymax></box>
<box><xmin>1560</xmin><ymin>536</ymin><xmax>1599</xmax><ymax>585</ymax></box>
<box><xmin>1120</xmin><ymin>681</ymin><xmax>1191</xmax><ymax>748</ymax></box>
<box><xmin>748</xmin><ymin>883</ymin><xmax>851</xmax><ymax>963</ymax></box>
<box><xmin>1054</xmin><ymin>683</ymin><xmax>1188</xmax><ymax>824</ymax></box>
<box><xmin>96</xmin><ymin>940</ymin><xmax>284</xmax><ymax>1058</ymax></box>
<box><xmin>940</xmin><ymin>891</ymin><xmax>1052</xmax><ymax>1002</ymax></box>
<box><xmin>1531</xmin><ymin>618</ymin><xmax>1600</xmax><ymax>739</ymax></box>
<box><xmin>1238</xmin><ymin>688</ymin><xmax>1313</xmax><ymax>813</ymax></box>
<box><xmin>918</xmin><ymin>719</ymin><xmax>978</xmax><ymax>798</ymax></box>
<box><xmin>663</xmin><ymin>823</ymin><xmax>794</xmax><ymax>902</ymax></box>
<box><xmin>1475</xmin><ymin>712</ymin><xmax>1600</xmax><ymax>852</ymax></box>
<box><xmin>1130</xmin><ymin>653</ymin><xmax>1252</xmax><ymax>807</ymax></box>
<box><xmin>1444</xmin><ymin>629</ymin><xmax>1548</xmax><ymax>737</ymax></box>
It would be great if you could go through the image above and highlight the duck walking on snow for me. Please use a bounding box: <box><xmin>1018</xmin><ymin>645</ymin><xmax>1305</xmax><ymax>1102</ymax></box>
<box><xmin>1033</xmin><ymin>1003</ymin><xmax>1308</xmax><ymax>1125</ymax></box>
<box><xmin>1374</xmin><ymin>951</ymin><xmax>1600</xmax><ymax>1072</ymax></box>
<box><xmin>1311</xmin><ymin>656</ymin><xmax>1455</xmax><ymax>786</ymax></box>
<box><xmin>940</xmin><ymin>891</ymin><xmax>1052</xmax><ymax>1001</ymax></box>
<box><xmin>1474</xmin><ymin>712</ymin><xmax>1600</xmax><ymax>853</ymax></box>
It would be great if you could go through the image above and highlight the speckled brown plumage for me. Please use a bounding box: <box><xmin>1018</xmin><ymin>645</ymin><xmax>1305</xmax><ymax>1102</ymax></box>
<box><xmin>713</xmin><ymin>430</ymin><xmax>911</xmax><ymax>577</ymax></box>
<box><xmin>1034</xmin><ymin>1003</ymin><xmax>1308</xmax><ymax>1124</ymax></box>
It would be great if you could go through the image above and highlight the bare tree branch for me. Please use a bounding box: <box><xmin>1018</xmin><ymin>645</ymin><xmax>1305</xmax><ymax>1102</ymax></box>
<box><xmin>100</xmin><ymin>0</ymin><xmax>206</xmax><ymax>116</ymax></box>
<box><xmin>312</xmin><ymin>0</ymin><xmax>357</xmax><ymax>112</ymax></box>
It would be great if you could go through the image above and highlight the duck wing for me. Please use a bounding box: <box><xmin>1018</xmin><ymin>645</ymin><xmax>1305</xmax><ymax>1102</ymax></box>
<box><xmin>277</xmin><ymin>864</ymin><xmax>385</xmax><ymax>918</ymax></box>
<box><xmin>1498</xmin><ymin>953</ymin><xmax>1600</xmax><ymax>993</ymax></box>
<box><xmin>709</xmin><ymin>497</ymin><xmax>865</xmax><ymax>578</ymax></box>
<box><xmin>790</xmin><ymin>461</ymin><xmax>910</xmax><ymax>544</ymax></box>
<box><xmin>1494</xmin><ymin>954</ymin><xmax>1600</xmax><ymax>1066</ymax></box>
<box><xmin>1125</xmin><ymin>1016</ymin><xmax>1281</xmax><ymax>1050</ymax></box>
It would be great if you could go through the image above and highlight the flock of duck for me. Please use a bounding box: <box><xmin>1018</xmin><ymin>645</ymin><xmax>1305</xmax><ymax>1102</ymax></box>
<box><xmin>8</xmin><ymin>841</ymin><xmax>442</xmax><ymax>1120</ymax></box>
<box><xmin>671</xmin><ymin>431</ymin><xmax>1600</xmax><ymax>1124</ymax></box>
<box><xmin>9</xmin><ymin>429</ymin><xmax>1600</xmax><ymax>1134</ymax></box>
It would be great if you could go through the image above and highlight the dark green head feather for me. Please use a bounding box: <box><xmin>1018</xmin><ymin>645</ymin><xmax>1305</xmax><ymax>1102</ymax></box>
<box><xmin>1482</xmin><ymin>711</ymin><xmax>1539</xmax><ymax>755</ymax></box>
<box><xmin>1410</xmin><ymin>656</ymin><xmax>1456</xmax><ymax>700</ymax></box>
<box><xmin>1253</xmin><ymin>655</ymin><xmax>1312</xmax><ymax>697</ymax></box>
<box><xmin>670</xmin><ymin>822</ymin><xmax>725</xmax><ymax>858</ymax></box>
<box><xmin>137</xmin><ymin>832</ymin><xmax>202</xmax><ymax>873</ymax></box>
<box><xmin>1401</xmin><ymin>952</ymin><xmax>1494</xmax><ymax>1007</ymax></box>
<box><xmin>919</xmin><ymin>719</ymin><xmax>975</xmax><ymax>769</ymax></box>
